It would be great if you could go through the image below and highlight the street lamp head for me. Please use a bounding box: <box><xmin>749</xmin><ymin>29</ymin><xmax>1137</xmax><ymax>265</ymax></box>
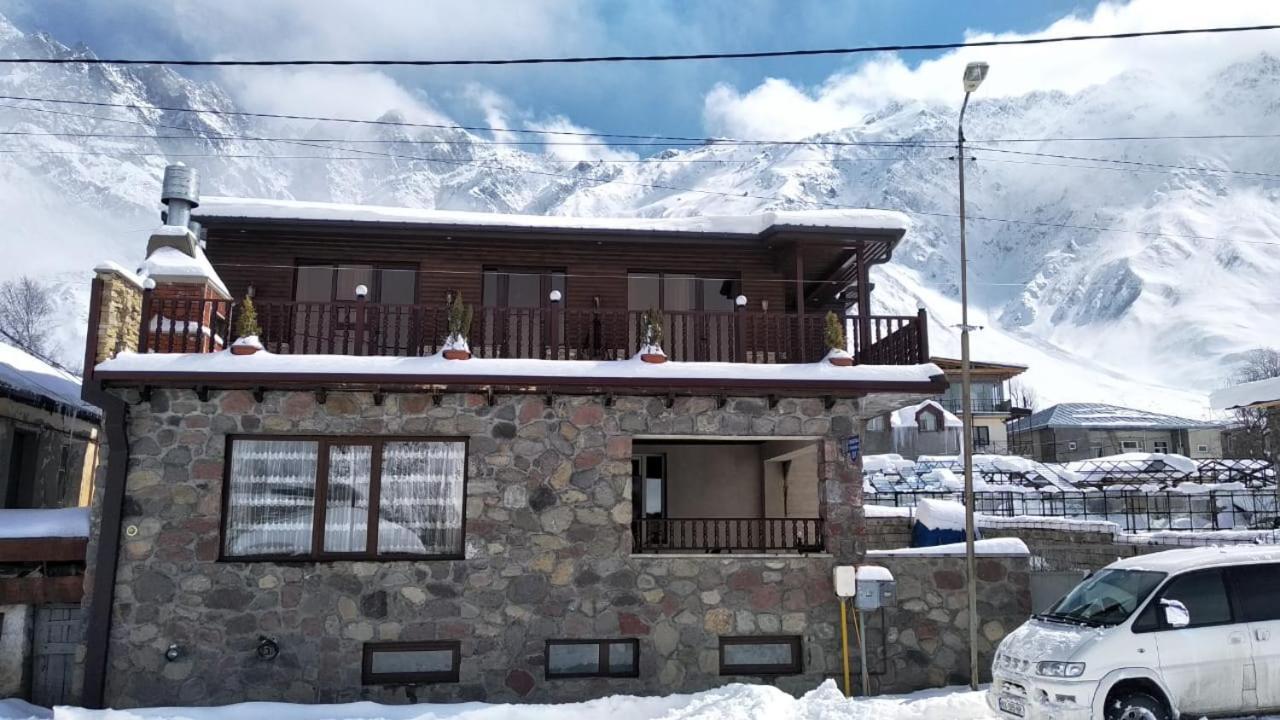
<box><xmin>962</xmin><ymin>62</ymin><xmax>989</xmax><ymax>93</ymax></box>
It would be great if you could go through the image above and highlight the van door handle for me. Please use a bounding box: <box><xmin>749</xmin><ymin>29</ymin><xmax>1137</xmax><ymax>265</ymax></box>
<box><xmin>1257</xmin><ymin>629</ymin><xmax>1273</xmax><ymax>642</ymax></box>
<box><xmin>1230</xmin><ymin>632</ymin><xmax>1246</xmax><ymax>645</ymax></box>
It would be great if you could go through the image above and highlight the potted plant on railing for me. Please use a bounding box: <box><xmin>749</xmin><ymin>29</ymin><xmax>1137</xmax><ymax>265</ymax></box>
<box><xmin>230</xmin><ymin>296</ymin><xmax>264</xmax><ymax>356</ymax></box>
<box><xmin>638</xmin><ymin>308</ymin><xmax>666</xmax><ymax>364</ymax></box>
<box><xmin>824</xmin><ymin>311</ymin><xmax>854</xmax><ymax>366</ymax></box>
<box><xmin>442</xmin><ymin>292</ymin><xmax>474</xmax><ymax>360</ymax></box>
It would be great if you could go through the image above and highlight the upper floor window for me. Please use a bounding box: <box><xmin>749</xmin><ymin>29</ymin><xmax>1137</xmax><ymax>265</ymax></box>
<box><xmin>916</xmin><ymin>408</ymin><xmax>942</xmax><ymax>433</ymax></box>
<box><xmin>627</xmin><ymin>272</ymin><xmax>740</xmax><ymax>313</ymax></box>
<box><xmin>295</xmin><ymin>263</ymin><xmax>416</xmax><ymax>304</ymax></box>
<box><xmin>866</xmin><ymin>415</ymin><xmax>886</xmax><ymax>432</ymax></box>
<box><xmin>1120</xmin><ymin>440</ymin><xmax>1143</xmax><ymax>451</ymax></box>
<box><xmin>222</xmin><ymin>436</ymin><xmax>467</xmax><ymax>561</ymax></box>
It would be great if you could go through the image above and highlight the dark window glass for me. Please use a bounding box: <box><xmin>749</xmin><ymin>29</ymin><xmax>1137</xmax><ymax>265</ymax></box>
<box><xmin>1230</xmin><ymin>564</ymin><xmax>1280</xmax><ymax>622</ymax></box>
<box><xmin>719</xmin><ymin>637</ymin><xmax>803</xmax><ymax>675</ymax></box>
<box><xmin>1160</xmin><ymin>569</ymin><xmax>1232</xmax><ymax>628</ymax></box>
<box><xmin>545</xmin><ymin>639</ymin><xmax>639</xmax><ymax>679</ymax></box>
<box><xmin>363</xmin><ymin>641</ymin><xmax>459</xmax><ymax>684</ymax></box>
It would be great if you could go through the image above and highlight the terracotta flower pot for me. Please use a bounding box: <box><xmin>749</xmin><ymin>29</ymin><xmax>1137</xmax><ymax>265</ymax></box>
<box><xmin>230</xmin><ymin>344</ymin><xmax>260</xmax><ymax>356</ymax></box>
<box><xmin>443</xmin><ymin>349</ymin><xmax>472</xmax><ymax>360</ymax></box>
<box><xmin>641</xmin><ymin>353</ymin><xmax>667</xmax><ymax>364</ymax></box>
<box><xmin>828</xmin><ymin>355</ymin><xmax>854</xmax><ymax>367</ymax></box>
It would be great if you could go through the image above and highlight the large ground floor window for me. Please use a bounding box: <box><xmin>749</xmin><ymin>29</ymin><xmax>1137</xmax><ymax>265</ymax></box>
<box><xmin>222</xmin><ymin>436</ymin><xmax>467</xmax><ymax>561</ymax></box>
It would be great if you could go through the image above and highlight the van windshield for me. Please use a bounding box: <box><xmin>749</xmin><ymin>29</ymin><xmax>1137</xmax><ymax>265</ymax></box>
<box><xmin>1038</xmin><ymin>569</ymin><xmax>1166</xmax><ymax>627</ymax></box>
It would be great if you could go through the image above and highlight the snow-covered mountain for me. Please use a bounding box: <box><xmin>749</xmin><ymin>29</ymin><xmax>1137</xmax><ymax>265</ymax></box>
<box><xmin>2</xmin><ymin>13</ymin><xmax>1277</xmax><ymax>418</ymax></box>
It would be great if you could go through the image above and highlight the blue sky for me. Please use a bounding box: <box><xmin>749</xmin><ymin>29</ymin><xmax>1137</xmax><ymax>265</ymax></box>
<box><xmin>2</xmin><ymin>1</ymin><xmax>1092</xmax><ymax>136</ymax></box>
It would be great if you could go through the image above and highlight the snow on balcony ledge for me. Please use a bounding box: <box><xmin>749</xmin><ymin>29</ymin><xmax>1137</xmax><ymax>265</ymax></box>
<box><xmin>95</xmin><ymin>349</ymin><xmax>944</xmax><ymax>387</ymax></box>
<box><xmin>0</xmin><ymin>507</ymin><xmax>90</xmax><ymax>539</ymax></box>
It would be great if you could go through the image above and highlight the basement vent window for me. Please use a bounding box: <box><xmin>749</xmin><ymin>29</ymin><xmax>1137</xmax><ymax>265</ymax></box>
<box><xmin>362</xmin><ymin>641</ymin><xmax>460</xmax><ymax>684</ymax></box>
<box><xmin>1197</xmin><ymin>445</ymin><xmax>1210</xmax><ymax>453</ymax></box>
<box><xmin>1067</xmin><ymin>441</ymin><xmax>1077</xmax><ymax>451</ymax></box>
<box><xmin>545</xmin><ymin>639</ymin><xmax>639</xmax><ymax>679</ymax></box>
<box><xmin>719</xmin><ymin>636</ymin><xmax>803</xmax><ymax>676</ymax></box>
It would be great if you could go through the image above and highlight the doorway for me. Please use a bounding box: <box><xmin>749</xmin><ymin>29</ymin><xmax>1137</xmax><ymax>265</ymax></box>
<box><xmin>31</xmin><ymin>605</ymin><xmax>81</xmax><ymax>707</ymax></box>
<box><xmin>292</xmin><ymin>263</ymin><xmax>417</xmax><ymax>354</ymax></box>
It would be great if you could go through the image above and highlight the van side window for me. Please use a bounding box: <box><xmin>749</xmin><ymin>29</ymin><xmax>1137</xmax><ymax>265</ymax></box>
<box><xmin>1229</xmin><ymin>563</ymin><xmax>1280</xmax><ymax>622</ymax></box>
<box><xmin>1131</xmin><ymin>600</ymin><xmax>1160</xmax><ymax>633</ymax></box>
<box><xmin>1159</xmin><ymin>569</ymin><xmax>1232</xmax><ymax>628</ymax></box>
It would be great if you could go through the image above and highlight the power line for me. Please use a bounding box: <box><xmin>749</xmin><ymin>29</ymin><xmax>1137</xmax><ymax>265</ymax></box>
<box><xmin>3</xmin><ymin>24</ymin><xmax>1278</xmax><ymax>66</ymax></box>
<box><xmin>5</xmin><ymin>94</ymin><xmax>1280</xmax><ymax>148</ymax></box>
<box><xmin>971</xmin><ymin>146</ymin><xmax>1280</xmax><ymax>181</ymax></box>
<box><xmin>2</xmin><ymin>101</ymin><xmax>1277</xmax><ymax>247</ymax></box>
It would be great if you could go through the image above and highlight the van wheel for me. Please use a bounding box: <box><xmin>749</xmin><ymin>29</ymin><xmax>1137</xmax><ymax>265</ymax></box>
<box><xmin>1106</xmin><ymin>690</ymin><xmax>1169</xmax><ymax>720</ymax></box>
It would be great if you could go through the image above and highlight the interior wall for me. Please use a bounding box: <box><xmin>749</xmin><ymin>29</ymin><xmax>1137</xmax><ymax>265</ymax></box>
<box><xmin>635</xmin><ymin>443</ymin><xmax>763</xmax><ymax>518</ymax></box>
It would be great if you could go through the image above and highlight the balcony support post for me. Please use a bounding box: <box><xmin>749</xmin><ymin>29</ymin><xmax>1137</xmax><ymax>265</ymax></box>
<box><xmin>793</xmin><ymin>249</ymin><xmax>807</xmax><ymax>361</ymax></box>
<box><xmin>856</xmin><ymin>245</ymin><xmax>872</xmax><ymax>362</ymax></box>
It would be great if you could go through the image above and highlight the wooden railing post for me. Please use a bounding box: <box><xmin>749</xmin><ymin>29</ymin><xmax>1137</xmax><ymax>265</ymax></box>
<box><xmin>548</xmin><ymin>290</ymin><xmax>562</xmax><ymax>360</ymax></box>
<box><xmin>137</xmin><ymin>283</ymin><xmax>154</xmax><ymax>353</ymax></box>
<box><xmin>916</xmin><ymin>307</ymin><xmax>929</xmax><ymax>363</ymax></box>
<box><xmin>734</xmin><ymin>295</ymin><xmax>747</xmax><ymax>363</ymax></box>
<box><xmin>353</xmin><ymin>291</ymin><xmax>368</xmax><ymax>356</ymax></box>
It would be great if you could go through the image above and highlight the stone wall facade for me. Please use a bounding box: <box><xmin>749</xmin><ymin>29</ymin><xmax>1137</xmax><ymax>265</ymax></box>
<box><xmin>98</xmin><ymin>388</ymin><xmax>882</xmax><ymax>707</ymax></box>
<box><xmin>91</xmin><ymin>268</ymin><xmax>143</xmax><ymax>364</ymax></box>
<box><xmin>863</xmin><ymin>553</ymin><xmax>1030</xmax><ymax>691</ymax></box>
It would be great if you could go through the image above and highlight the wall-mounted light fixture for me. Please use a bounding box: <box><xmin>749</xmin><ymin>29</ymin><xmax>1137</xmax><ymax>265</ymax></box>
<box><xmin>735</xmin><ymin>294</ymin><xmax>748</xmax><ymax>308</ymax></box>
<box><xmin>256</xmin><ymin>636</ymin><xmax>280</xmax><ymax>661</ymax></box>
<box><xmin>355</xmin><ymin>284</ymin><xmax>369</xmax><ymax>300</ymax></box>
<box><xmin>549</xmin><ymin>290</ymin><xmax>563</xmax><ymax>303</ymax></box>
<box><xmin>164</xmin><ymin>644</ymin><xmax>183</xmax><ymax>662</ymax></box>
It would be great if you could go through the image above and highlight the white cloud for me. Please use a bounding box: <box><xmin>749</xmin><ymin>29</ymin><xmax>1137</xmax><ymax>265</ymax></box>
<box><xmin>524</xmin><ymin>116</ymin><xmax>638</xmax><ymax>163</ymax></box>
<box><xmin>703</xmin><ymin>0</ymin><xmax>1280</xmax><ymax>139</ymax></box>
<box><xmin>220</xmin><ymin>67</ymin><xmax>452</xmax><ymax>127</ymax></box>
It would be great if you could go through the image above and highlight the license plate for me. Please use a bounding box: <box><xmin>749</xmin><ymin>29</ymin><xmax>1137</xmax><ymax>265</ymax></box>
<box><xmin>998</xmin><ymin>695</ymin><xmax>1026</xmax><ymax>717</ymax></box>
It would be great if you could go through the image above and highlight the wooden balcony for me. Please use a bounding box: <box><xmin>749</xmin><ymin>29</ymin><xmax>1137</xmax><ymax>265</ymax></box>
<box><xmin>136</xmin><ymin>297</ymin><xmax>930</xmax><ymax>366</ymax></box>
<box><xmin>630</xmin><ymin>517</ymin><xmax>824</xmax><ymax>554</ymax></box>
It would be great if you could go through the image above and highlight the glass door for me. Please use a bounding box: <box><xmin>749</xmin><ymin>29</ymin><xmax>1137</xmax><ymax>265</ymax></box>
<box><xmin>482</xmin><ymin>269</ymin><xmax>566</xmax><ymax>358</ymax></box>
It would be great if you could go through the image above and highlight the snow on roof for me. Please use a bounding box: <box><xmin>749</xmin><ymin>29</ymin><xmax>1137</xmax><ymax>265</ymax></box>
<box><xmin>1109</xmin><ymin>544</ymin><xmax>1280</xmax><ymax>573</ymax></box>
<box><xmin>890</xmin><ymin>399</ymin><xmax>962</xmax><ymax>428</ymax></box>
<box><xmin>138</xmin><ymin>242</ymin><xmax>231</xmax><ymax>298</ymax></box>
<box><xmin>193</xmin><ymin>196</ymin><xmax>911</xmax><ymax>237</ymax></box>
<box><xmin>96</xmin><ymin>348</ymin><xmax>945</xmax><ymax>387</ymax></box>
<box><xmin>0</xmin><ymin>507</ymin><xmax>90</xmax><ymax>539</ymax></box>
<box><xmin>93</xmin><ymin>260</ymin><xmax>144</xmax><ymax>288</ymax></box>
<box><xmin>1212</xmin><ymin>375</ymin><xmax>1280</xmax><ymax>410</ymax></box>
<box><xmin>0</xmin><ymin>339</ymin><xmax>99</xmax><ymax>419</ymax></box>
<box><xmin>1009</xmin><ymin>402</ymin><xmax>1217</xmax><ymax>432</ymax></box>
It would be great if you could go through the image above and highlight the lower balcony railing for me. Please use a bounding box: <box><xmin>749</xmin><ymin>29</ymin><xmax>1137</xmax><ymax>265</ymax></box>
<box><xmin>135</xmin><ymin>297</ymin><xmax>930</xmax><ymax>366</ymax></box>
<box><xmin>631</xmin><ymin>517</ymin><xmax>824</xmax><ymax>554</ymax></box>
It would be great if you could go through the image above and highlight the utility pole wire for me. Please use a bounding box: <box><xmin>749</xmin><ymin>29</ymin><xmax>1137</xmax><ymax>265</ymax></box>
<box><xmin>1</xmin><ymin>24</ymin><xmax>1277</xmax><ymax>66</ymax></box>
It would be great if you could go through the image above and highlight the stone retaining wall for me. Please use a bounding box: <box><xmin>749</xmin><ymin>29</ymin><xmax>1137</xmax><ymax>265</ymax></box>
<box><xmin>98</xmin><ymin>388</ymin><xmax>875</xmax><ymax>707</ymax></box>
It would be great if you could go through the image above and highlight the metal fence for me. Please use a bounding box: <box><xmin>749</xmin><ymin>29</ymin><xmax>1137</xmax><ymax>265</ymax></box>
<box><xmin>865</xmin><ymin>489</ymin><xmax>1280</xmax><ymax>532</ymax></box>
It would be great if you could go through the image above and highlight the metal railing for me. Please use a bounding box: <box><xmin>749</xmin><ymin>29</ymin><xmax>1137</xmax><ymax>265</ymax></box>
<box><xmin>139</xmin><ymin>297</ymin><xmax>930</xmax><ymax>365</ymax></box>
<box><xmin>865</xmin><ymin>490</ymin><xmax>1280</xmax><ymax>532</ymax></box>
<box><xmin>631</xmin><ymin>518</ymin><xmax>824</xmax><ymax>553</ymax></box>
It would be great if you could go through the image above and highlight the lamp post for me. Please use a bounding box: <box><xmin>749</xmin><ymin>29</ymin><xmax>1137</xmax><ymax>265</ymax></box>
<box><xmin>958</xmin><ymin>59</ymin><xmax>988</xmax><ymax>692</ymax></box>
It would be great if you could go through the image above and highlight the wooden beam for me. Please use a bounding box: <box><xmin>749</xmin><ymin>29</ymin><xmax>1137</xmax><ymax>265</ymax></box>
<box><xmin>0</xmin><ymin>537</ymin><xmax>87</xmax><ymax>563</ymax></box>
<box><xmin>0</xmin><ymin>575</ymin><xmax>85</xmax><ymax>605</ymax></box>
<box><xmin>855</xmin><ymin>244</ymin><xmax>872</xmax><ymax>362</ymax></box>
<box><xmin>794</xmin><ymin>248</ymin><xmax>807</xmax><ymax>361</ymax></box>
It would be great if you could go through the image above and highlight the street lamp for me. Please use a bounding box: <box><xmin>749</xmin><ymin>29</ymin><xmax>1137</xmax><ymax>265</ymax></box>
<box><xmin>958</xmin><ymin>59</ymin><xmax>987</xmax><ymax>692</ymax></box>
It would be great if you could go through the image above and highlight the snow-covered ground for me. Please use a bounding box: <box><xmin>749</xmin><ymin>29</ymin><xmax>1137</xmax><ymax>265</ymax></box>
<box><xmin>5</xmin><ymin>682</ymin><xmax>1001</xmax><ymax>720</ymax></box>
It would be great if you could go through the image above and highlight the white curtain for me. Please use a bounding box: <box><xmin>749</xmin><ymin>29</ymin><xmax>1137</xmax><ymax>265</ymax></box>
<box><xmin>325</xmin><ymin>444</ymin><xmax>371</xmax><ymax>553</ymax></box>
<box><xmin>225</xmin><ymin>439</ymin><xmax>318</xmax><ymax>556</ymax></box>
<box><xmin>379</xmin><ymin>441</ymin><xmax>466</xmax><ymax>555</ymax></box>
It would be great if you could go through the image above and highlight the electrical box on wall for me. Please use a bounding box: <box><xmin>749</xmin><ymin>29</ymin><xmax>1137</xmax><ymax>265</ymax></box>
<box><xmin>833</xmin><ymin>566</ymin><xmax>857</xmax><ymax>598</ymax></box>
<box><xmin>854</xmin><ymin>566</ymin><xmax>896</xmax><ymax>610</ymax></box>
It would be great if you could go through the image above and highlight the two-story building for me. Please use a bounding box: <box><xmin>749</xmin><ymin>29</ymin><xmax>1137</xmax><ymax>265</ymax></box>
<box><xmin>77</xmin><ymin>166</ymin><xmax>952</xmax><ymax>708</ymax></box>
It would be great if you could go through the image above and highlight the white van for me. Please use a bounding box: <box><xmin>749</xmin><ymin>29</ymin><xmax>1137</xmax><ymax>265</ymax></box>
<box><xmin>989</xmin><ymin>545</ymin><xmax>1280</xmax><ymax>720</ymax></box>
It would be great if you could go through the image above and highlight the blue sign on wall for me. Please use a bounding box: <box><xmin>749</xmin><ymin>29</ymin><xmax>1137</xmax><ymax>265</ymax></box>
<box><xmin>847</xmin><ymin>435</ymin><xmax>861</xmax><ymax>462</ymax></box>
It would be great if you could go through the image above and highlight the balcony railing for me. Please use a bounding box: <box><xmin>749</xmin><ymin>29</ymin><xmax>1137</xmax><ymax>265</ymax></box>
<box><xmin>136</xmin><ymin>297</ymin><xmax>929</xmax><ymax>365</ymax></box>
<box><xmin>631</xmin><ymin>518</ymin><xmax>824</xmax><ymax>554</ymax></box>
<box><xmin>939</xmin><ymin>398</ymin><xmax>1021</xmax><ymax>414</ymax></box>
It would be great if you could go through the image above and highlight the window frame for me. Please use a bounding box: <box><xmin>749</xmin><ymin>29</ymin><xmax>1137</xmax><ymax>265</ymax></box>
<box><xmin>218</xmin><ymin>434</ymin><xmax>469</xmax><ymax>563</ymax></box>
<box><xmin>362</xmin><ymin>640</ymin><xmax>461</xmax><ymax>685</ymax></box>
<box><xmin>1227</xmin><ymin>563</ymin><xmax>1280</xmax><ymax>623</ymax></box>
<box><xmin>544</xmin><ymin>638</ymin><xmax>641</xmax><ymax>680</ymax></box>
<box><xmin>1120</xmin><ymin>440</ymin><xmax>1143</xmax><ymax>451</ymax></box>
<box><xmin>973</xmin><ymin>425</ymin><xmax>991</xmax><ymax>448</ymax></box>
<box><xmin>292</xmin><ymin>259</ymin><xmax>421</xmax><ymax>305</ymax></box>
<box><xmin>718</xmin><ymin>636</ymin><xmax>804</xmax><ymax>676</ymax></box>
<box><xmin>625</xmin><ymin>270</ymin><xmax>743</xmax><ymax>312</ymax></box>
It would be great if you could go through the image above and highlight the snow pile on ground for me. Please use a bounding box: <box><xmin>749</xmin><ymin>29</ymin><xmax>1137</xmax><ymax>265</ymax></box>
<box><xmin>0</xmin><ymin>507</ymin><xmax>91</xmax><ymax>539</ymax></box>
<box><xmin>51</xmin><ymin>681</ymin><xmax>1000</xmax><ymax>720</ymax></box>
<box><xmin>0</xmin><ymin>698</ymin><xmax>50</xmax><ymax>720</ymax></box>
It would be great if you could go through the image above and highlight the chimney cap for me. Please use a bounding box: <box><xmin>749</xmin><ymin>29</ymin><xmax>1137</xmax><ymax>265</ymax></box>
<box><xmin>161</xmin><ymin>164</ymin><xmax>200</xmax><ymax>209</ymax></box>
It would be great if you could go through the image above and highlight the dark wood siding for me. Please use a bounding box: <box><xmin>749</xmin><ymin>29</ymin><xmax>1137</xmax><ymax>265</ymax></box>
<box><xmin>205</xmin><ymin>229</ymin><xmax>790</xmax><ymax>312</ymax></box>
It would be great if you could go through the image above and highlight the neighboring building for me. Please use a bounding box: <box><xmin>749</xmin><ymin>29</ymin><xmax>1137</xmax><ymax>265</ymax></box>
<box><xmin>75</xmin><ymin>167</ymin><xmax>954</xmax><ymax>708</ymax></box>
<box><xmin>929</xmin><ymin>357</ymin><xmax>1030</xmax><ymax>454</ymax></box>
<box><xmin>0</xmin><ymin>340</ymin><xmax>101</xmax><ymax>508</ymax></box>
<box><xmin>1212</xmin><ymin>376</ymin><xmax>1280</xmax><ymax>464</ymax></box>
<box><xmin>1007</xmin><ymin>403</ymin><xmax>1221</xmax><ymax>463</ymax></box>
<box><xmin>0</xmin><ymin>340</ymin><xmax>98</xmax><ymax>705</ymax></box>
<box><xmin>862</xmin><ymin>399</ymin><xmax>963</xmax><ymax>459</ymax></box>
